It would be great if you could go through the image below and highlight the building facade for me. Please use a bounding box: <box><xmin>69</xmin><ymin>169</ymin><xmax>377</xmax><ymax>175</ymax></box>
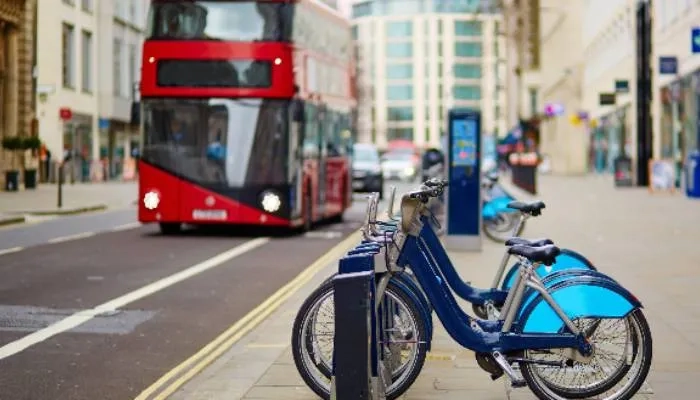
<box><xmin>35</xmin><ymin>0</ymin><xmax>148</xmax><ymax>182</ymax></box>
<box><xmin>653</xmin><ymin>0</ymin><xmax>700</xmax><ymax>172</ymax></box>
<box><xmin>536</xmin><ymin>0</ymin><xmax>587</xmax><ymax>175</ymax></box>
<box><xmin>0</xmin><ymin>0</ymin><xmax>36</xmax><ymax>188</ymax></box>
<box><xmin>350</xmin><ymin>0</ymin><xmax>506</xmax><ymax>150</ymax></box>
<box><xmin>581</xmin><ymin>0</ymin><xmax>637</xmax><ymax>175</ymax></box>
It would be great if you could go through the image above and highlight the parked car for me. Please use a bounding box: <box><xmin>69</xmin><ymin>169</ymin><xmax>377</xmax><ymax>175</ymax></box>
<box><xmin>351</xmin><ymin>143</ymin><xmax>384</xmax><ymax>199</ymax></box>
<box><xmin>381</xmin><ymin>151</ymin><xmax>418</xmax><ymax>182</ymax></box>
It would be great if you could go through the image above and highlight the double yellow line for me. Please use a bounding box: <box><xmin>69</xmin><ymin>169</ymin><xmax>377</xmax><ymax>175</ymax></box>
<box><xmin>135</xmin><ymin>230</ymin><xmax>363</xmax><ymax>400</ymax></box>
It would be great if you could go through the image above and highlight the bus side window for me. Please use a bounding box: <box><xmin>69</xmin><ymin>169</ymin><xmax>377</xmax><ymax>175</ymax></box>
<box><xmin>302</xmin><ymin>104</ymin><xmax>318</xmax><ymax>158</ymax></box>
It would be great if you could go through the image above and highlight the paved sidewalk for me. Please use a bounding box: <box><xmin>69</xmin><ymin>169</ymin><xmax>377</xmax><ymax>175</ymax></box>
<box><xmin>0</xmin><ymin>181</ymin><xmax>136</xmax><ymax>220</ymax></box>
<box><xmin>168</xmin><ymin>174</ymin><xmax>700</xmax><ymax>399</ymax></box>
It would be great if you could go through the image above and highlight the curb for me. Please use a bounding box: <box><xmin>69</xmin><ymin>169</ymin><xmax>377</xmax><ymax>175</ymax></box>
<box><xmin>25</xmin><ymin>204</ymin><xmax>109</xmax><ymax>216</ymax></box>
<box><xmin>0</xmin><ymin>216</ymin><xmax>26</xmax><ymax>227</ymax></box>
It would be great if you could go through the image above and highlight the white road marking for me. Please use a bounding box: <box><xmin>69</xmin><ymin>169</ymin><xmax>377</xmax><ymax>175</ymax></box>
<box><xmin>0</xmin><ymin>247</ymin><xmax>23</xmax><ymax>256</ymax></box>
<box><xmin>111</xmin><ymin>222</ymin><xmax>141</xmax><ymax>232</ymax></box>
<box><xmin>47</xmin><ymin>232</ymin><xmax>96</xmax><ymax>243</ymax></box>
<box><xmin>0</xmin><ymin>237</ymin><xmax>269</xmax><ymax>360</ymax></box>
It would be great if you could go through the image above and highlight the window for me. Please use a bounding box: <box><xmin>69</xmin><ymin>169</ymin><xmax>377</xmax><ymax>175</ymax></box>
<box><xmin>529</xmin><ymin>88</ymin><xmax>538</xmax><ymax>116</ymax></box>
<box><xmin>433</xmin><ymin>0</ymin><xmax>481</xmax><ymax>13</ymax></box>
<box><xmin>453</xmin><ymin>85</ymin><xmax>481</xmax><ymax>100</ymax></box>
<box><xmin>386</xmin><ymin>43</ymin><xmax>412</xmax><ymax>58</ymax></box>
<box><xmin>352</xmin><ymin>1</ymin><xmax>372</xmax><ymax>18</ymax></box>
<box><xmin>455</xmin><ymin>42</ymin><xmax>482</xmax><ymax>57</ymax></box>
<box><xmin>113</xmin><ymin>38</ymin><xmax>123</xmax><ymax>96</ymax></box>
<box><xmin>128</xmin><ymin>44</ymin><xmax>137</xmax><ymax>97</ymax></box>
<box><xmin>386</xmin><ymin>64</ymin><xmax>413</xmax><ymax>79</ymax></box>
<box><xmin>387</xmin><ymin>107</ymin><xmax>413</xmax><ymax>121</ymax></box>
<box><xmin>454</xmin><ymin>21</ymin><xmax>482</xmax><ymax>36</ymax></box>
<box><xmin>81</xmin><ymin>30</ymin><xmax>92</xmax><ymax>92</ymax></box>
<box><xmin>386</xmin><ymin>21</ymin><xmax>412</xmax><ymax>37</ymax></box>
<box><xmin>453</xmin><ymin>64</ymin><xmax>481</xmax><ymax>79</ymax></box>
<box><xmin>352</xmin><ymin>26</ymin><xmax>358</xmax><ymax>40</ymax></box>
<box><xmin>128</xmin><ymin>0</ymin><xmax>136</xmax><ymax>22</ymax></box>
<box><xmin>81</xmin><ymin>0</ymin><xmax>92</xmax><ymax>12</ymax></box>
<box><xmin>386</xmin><ymin>128</ymin><xmax>413</xmax><ymax>141</ymax></box>
<box><xmin>386</xmin><ymin>85</ymin><xmax>413</xmax><ymax>100</ymax></box>
<box><xmin>148</xmin><ymin>1</ymin><xmax>291</xmax><ymax>42</ymax></box>
<box><xmin>62</xmin><ymin>23</ymin><xmax>75</xmax><ymax>89</ymax></box>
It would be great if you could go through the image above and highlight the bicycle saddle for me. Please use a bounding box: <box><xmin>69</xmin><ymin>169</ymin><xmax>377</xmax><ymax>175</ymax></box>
<box><xmin>507</xmin><ymin>244</ymin><xmax>560</xmax><ymax>266</ymax></box>
<box><xmin>507</xmin><ymin>200</ymin><xmax>546</xmax><ymax>216</ymax></box>
<box><xmin>505</xmin><ymin>237</ymin><xmax>554</xmax><ymax>247</ymax></box>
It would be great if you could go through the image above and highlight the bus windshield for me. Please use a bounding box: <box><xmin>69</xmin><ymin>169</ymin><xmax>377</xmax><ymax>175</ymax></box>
<box><xmin>147</xmin><ymin>1</ymin><xmax>292</xmax><ymax>41</ymax></box>
<box><xmin>141</xmin><ymin>98</ymin><xmax>289</xmax><ymax>186</ymax></box>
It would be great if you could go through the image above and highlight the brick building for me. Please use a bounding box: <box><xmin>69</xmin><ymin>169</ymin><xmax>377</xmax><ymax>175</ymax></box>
<box><xmin>0</xmin><ymin>0</ymin><xmax>36</xmax><ymax>188</ymax></box>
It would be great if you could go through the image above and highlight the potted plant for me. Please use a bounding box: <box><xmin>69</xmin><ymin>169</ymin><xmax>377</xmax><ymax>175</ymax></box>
<box><xmin>1</xmin><ymin>136</ymin><xmax>22</xmax><ymax>191</ymax></box>
<box><xmin>21</xmin><ymin>136</ymin><xmax>42</xmax><ymax>189</ymax></box>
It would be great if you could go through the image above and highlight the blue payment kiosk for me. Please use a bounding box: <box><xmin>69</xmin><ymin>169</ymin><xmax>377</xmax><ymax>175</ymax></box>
<box><xmin>444</xmin><ymin>109</ymin><xmax>482</xmax><ymax>251</ymax></box>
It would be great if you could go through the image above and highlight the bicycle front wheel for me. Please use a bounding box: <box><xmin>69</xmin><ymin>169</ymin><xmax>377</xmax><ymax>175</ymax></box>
<box><xmin>291</xmin><ymin>278</ymin><xmax>428</xmax><ymax>400</ymax></box>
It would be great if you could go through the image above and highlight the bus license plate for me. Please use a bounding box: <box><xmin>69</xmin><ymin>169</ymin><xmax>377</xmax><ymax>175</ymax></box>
<box><xmin>192</xmin><ymin>209</ymin><xmax>228</xmax><ymax>220</ymax></box>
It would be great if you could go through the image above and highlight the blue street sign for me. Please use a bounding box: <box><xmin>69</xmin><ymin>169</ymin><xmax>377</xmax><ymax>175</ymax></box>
<box><xmin>659</xmin><ymin>56</ymin><xmax>678</xmax><ymax>75</ymax></box>
<box><xmin>693</xmin><ymin>28</ymin><xmax>700</xmax><ymax>54</ymax></box>
<box><xmin>99</xmin><ymin>118</ymin><xmax>110</xmax><ymax>130</ymax></box>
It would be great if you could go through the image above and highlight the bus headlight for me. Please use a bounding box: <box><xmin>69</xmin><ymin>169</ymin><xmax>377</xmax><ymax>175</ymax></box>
<box><xmin>143</xmin><ymin>190</ymin><xmax>160</xmax><ymax>210</ymax></box>
<box><xmin>261</xmin><ymin>191</ymin><xmax>281</xmax><ymax>213</ymax></box>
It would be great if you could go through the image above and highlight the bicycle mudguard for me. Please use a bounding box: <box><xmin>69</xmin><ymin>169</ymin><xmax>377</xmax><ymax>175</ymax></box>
<box><xmin>516</xmin><ymin>276</ymin><xmax>642</xmax><ymax>334</ymax></box>
<box><xmin>483</xmin><ymin>196</ymin><xmax>517</xmax><ymax>220</ymax></box>
<box><xmin>501</xmin><ymin>248</ymin><xmax>596</xmax><ymax>290</ymax></box>
<box><xmin>517</xmin><ymin>269</ymin><xmax>619</xmax><ymax>313</ymax></box>
<box><xmin>388</xmin><ymin>275</ymin><xmax>434</xmax><ymax>349</ymax></box>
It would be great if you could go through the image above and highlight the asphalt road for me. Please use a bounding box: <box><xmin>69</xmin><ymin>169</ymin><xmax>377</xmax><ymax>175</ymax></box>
<box><xmin>0</xmin><ymin>186</ymin><xmax>412</xmax><ymax>400</ymax></box>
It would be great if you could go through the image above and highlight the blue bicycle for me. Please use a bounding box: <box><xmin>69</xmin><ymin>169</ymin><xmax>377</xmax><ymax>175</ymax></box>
<box><xmin>482</xmin><ymin>169</ymin><xmax>526</xmax><ymax>242</ymax></box>
<box><xmin>293</xmin><ymin>185</ymin><xmax>650</xmax><ymax>399</ymax></box>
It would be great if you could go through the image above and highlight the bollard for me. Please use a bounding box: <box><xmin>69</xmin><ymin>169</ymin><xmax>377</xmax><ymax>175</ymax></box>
<box><xmin>57</xmin><ymin>162</ymin><xmax>64</xmax><ymax>209</ymax></box>
<box><xmin>331</xmin><ymin>252</ymin><xmax>388</xmax><ymax>400</ymax></box>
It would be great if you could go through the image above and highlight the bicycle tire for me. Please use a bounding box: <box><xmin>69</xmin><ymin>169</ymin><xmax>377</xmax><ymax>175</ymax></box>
<box><xmin>483</xmin><ymin>213</ymin><xmax>525</xmax><ymax>243</ymax></box>
<box><xmin>520</xmin><ymin>309</ymin><xmax>652</xmax><ymax>400</ymax></box>
<box><xmin>291</xmin><ymin>279</ymin><xmax>428</xmax><ymax>400</ymax></box>
<box><xmin>299</xmin><ymin>274</ymin><xmax>430</xmax><ymax>380</ymax></box>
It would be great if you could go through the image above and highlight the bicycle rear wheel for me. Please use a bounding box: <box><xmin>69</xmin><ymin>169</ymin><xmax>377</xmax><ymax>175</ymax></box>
<box><xmin>520</xmin><ymin>309</ymin><xmax>652</xmax><ymax>400</ymax></box>
<box><xmin>291</xmin><ymin>278</ymin><xmax>428</xmax><ymax>400</ymax></box>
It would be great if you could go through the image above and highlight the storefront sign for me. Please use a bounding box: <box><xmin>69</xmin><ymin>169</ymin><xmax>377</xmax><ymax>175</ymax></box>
<box><xmin>648</xmin><ymin>159</ymin><xmax>677</xmax><ymax>193</ymax></box>
<box><xmin>614</xmin><ymin>80</ymin><xmax>629</xmax><ymax>93</ymax></box>
<box><xmin>614</xmin><ymin>156</ymin><xmax>634</xmax><ymax>187</ymax></box>
<box><xmin>692</xmin><ymin>27</ymin><xmax>700</xmax><ymax>54</ymax></box>
<box><xmin>599</xmin><ymin>93</ymin><xmax>616</xmax><ymax>106</ymax></box>
<box><xmin>659</xmin><ymin>56</ymin><xmax>678</xmax><ymax>75</ymax></box>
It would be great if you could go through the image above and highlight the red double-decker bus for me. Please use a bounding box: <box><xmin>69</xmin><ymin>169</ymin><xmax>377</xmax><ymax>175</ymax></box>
<box><xmin>138</xmin><ymin>0</ymin><xmax>356</xmax><ymax>234</ymax></box>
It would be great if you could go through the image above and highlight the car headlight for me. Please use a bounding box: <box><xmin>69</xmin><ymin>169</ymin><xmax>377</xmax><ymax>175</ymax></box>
<box><xmin>143</xmin><ymin>190</ymin><xmax>160</xmax><ymax>210</ymax></box>
<box><xmin>404</xmin><ymin>167</ymin><xmax>415</xmax><ymax>176</ymax></box>
<box><xmin>260</xmin><ymin>191</ymin><xmax>282</xmax><ymax>213</ymax></box>
<box><xmin>371</xmin><ymin>165</ymin><xmax>382</xmax><ymax>174</ymax></box>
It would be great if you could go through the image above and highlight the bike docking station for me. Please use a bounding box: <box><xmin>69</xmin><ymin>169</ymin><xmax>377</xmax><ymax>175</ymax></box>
<box><xmin>444</xmin><ymin>108</ymin><xmax>482</xmax><ymax>252</ymax></box>
<box><xmin>330</xmin><ymin>194</ymin><xmax>391</xmax><ymax>400</ymax></box>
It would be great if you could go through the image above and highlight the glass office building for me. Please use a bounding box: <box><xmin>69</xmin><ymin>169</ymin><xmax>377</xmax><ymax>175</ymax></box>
<box><xmin>350</xmin><ymin>0</ymin><xmax>506</xmax><ymax>149</ymax></box>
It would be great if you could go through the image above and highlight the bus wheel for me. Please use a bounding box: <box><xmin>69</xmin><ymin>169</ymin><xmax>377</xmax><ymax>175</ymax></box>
<box><xmin>159</xmin><ymin>222</ymin><xmax>181</xmax><ymax>235</ymax></box>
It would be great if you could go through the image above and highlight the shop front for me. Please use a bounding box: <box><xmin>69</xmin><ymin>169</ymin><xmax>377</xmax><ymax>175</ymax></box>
<box><xmin>590</xmin><ymin>105</ymin><xmax>631</xmax><ymax>174</ymax></box>
<box><xmin>660</xmin><ymin>70</ymin><xmax>700</xmax><ymax>187</ymax></box>
<box><xmin>62</xmin><ymin>113</ymin><xmax>93</xmax><ymax>183</ymax></box>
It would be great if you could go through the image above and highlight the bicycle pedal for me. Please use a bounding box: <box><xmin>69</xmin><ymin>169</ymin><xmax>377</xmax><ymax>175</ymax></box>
<box><xmin>511</xmin><ymin>379</ymin><xmax>527</xmax><ymax>388</ymax></box>
<box><xmin>491</xmin><ymin>351</ymin><xmax>525</xmax><ymax>388</ymax></box>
